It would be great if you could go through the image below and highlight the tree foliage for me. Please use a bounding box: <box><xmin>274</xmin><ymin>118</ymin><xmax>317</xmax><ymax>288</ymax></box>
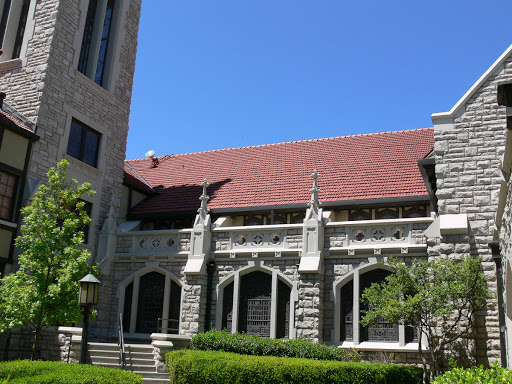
<box><xmin>360</xmin><ymin>256</ymin><xmax>493</xmax><ymax>383</ymax></box>
<box><xmin>0</xmin><ymin>160</ymin><xmax>96</xmax><ymax>359</ymax></box>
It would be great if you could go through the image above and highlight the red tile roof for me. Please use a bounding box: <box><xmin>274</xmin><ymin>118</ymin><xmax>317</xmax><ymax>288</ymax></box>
<box><xmin>126</xmin><ymin>128</ymin><xmax>434</xmax><ymax>215</ymax></box>
<box><xmin>0</xmin><ymin>109</ymin><xmax>34</xmax><ymax>134</ymax></box>
<box><xmin>124</xmin><ymin>162</ymin><xmax>156</xmax><ymax>194</ymax></box>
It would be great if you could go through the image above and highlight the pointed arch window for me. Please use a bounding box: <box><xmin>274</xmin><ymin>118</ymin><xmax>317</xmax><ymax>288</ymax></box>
<box><xmin>122</xmin><ymin>270</ymin><xmax>182</xmax><ymax>334</ymax></box>
<box><xmin>337</xmin><ymin>267</ymin><xmax>417</xmax><ymax>346</ymax></box>
<box><xmin>219</xmin><ymin>270</ymin><xmax>293</xmax><ymax>339</ymax></box>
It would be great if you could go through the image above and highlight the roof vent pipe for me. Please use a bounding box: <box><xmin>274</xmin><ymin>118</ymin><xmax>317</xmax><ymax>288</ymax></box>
<box><xmin>0</xmin><ymin>92</ymin><xmax>6</xmax><ymax>110</ymax></box>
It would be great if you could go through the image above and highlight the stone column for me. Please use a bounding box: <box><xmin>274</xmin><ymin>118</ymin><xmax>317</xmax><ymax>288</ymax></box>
<box><xmin>297</xmin><ymin>170</ymin><xmax>325</xmax><ymax>342</ymax></box>
<box><xmin>182</xmin><ymin>179</ymin><xmax>212</xmax><ymax>335</ymax></box>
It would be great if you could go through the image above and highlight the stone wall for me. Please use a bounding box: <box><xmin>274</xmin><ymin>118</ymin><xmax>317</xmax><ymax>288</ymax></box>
<box><xmin>0</xmin><ymin>327</ymin><xmax>81</xmax><ymax>362</ymax></box>
<box><xmin>0</xmin><ymin>0</ymin><xmax>142</xmax><ymax>259</ymax></box>
<box><xmin>432</xmin><ymin>54</ymin><xmax>512</xmax><ymax>364</ymax></box>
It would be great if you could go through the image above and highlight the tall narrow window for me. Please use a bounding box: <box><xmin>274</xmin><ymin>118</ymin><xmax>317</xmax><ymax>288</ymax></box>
<box><xmin>222</xmin><ymin>282</ymin><xmax>234</xmax><ymax>333</ymax></box>
<box><xmin>78</xmin><ymin>0</ymin><xmax>98</xmax><ymax>75</ymax></box>
<box><xmin>0</xmin><ymin>0</ymin><xmax>12</xmax><ymax>46</ymax></box>
<box><xmin>0</xmin><ymin>0</ymin><xmax>32</xmax><ymax>61</ymax></box>
<box><xmin>340</xmin><ymin>280</ymin><xmax>353</xmax><ymax>342</ymax></box>
<box><xmin>77</xmin><ymin>0</ymin><xmax>118</xmax><ymax>88</ymax></box>
<box><xmin>12</xmin><ymin>0</ymin><xmax>30</xmax><ymax>59</ymax></box>
<box><xmin>94</xmin><ymin>0</ymin><xmax>115</xmax><ymax>86</ymax></box>
<box><xmin>167</xmin><ymin>280</ymin><xmax>181</xmax><ymax>334</ymax></box>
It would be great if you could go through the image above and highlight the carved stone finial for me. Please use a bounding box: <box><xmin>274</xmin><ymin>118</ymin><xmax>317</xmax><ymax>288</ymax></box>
<box><xmin>198</xmin><ymin>178</ymin><xmax>210</xmax><ymax>214</ymax></box>
<box><xmin>308</xmin><ymin>169</ymin><xmax>321</xmax><ymax>207</ymax></box>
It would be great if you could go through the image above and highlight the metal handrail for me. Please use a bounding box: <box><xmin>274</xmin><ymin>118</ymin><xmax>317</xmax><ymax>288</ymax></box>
<box><xmin>118</xmin><ymin>313</ymin><xmax>126</xmax><ymax>369</ymax></box>
<box><xmin>157</xmin><ymin>318</ymin><xmax>180</xmax><ymax>334</ymax></box>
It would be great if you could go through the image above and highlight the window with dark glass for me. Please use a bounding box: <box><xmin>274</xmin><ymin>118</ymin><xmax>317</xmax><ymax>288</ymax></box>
<box><xmin>359</xmin><ymin>270</ymin><xmax>398</xmax><ymax>342</ymax></box>
<box><xmin>94</xmin><ymin>0</ymin><xmax>115</xmax><ymax>86</ymax></box>
<box><xmin>78</xmin><ymin>0</ymin><xmax>117</xmax><ymax>87</ymax></box>
<box><xmin>77</xmin><ymin>0</ymin><xmax>98</xmax><ymax>75</ymax></box>
<box><xmin>67</xmin><ymin>119</ymin><xmax>100</xmax><ymax>167</ymax></box>
<box><xmin>0</xmin><ymin>0</ymin><xmax>12</xmax><ymax>46</ymax></box>
<box><xmin>12</xmin><ymin>0</ymin><xmax>30</xmax><ymax>59</ymax></box>
<box><xmin>0</xmin><ymin>0</ymin><xmax>31</xmax><ymax>60</ymax></box>
<box><xmin>0</xmin><ymin>170</ymin><xmax>17</xmax><ymax>222</ymax></box>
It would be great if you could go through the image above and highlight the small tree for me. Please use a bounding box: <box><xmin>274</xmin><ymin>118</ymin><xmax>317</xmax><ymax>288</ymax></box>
<box><xmin>360</xmin><ymin>256</ymin><xmax>492</xmax><ymax>383</ymax></box>
<box><xmin>0</xmin><ymin>160</ymin><xmax>96</xmax><ymax>360</ymax></box>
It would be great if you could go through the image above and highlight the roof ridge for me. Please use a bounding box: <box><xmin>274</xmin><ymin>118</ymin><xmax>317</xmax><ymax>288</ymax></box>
<box><xmin>126</xmin><ymin>127</ymin><xmax>433</xmax><ymax>161</ymax></box>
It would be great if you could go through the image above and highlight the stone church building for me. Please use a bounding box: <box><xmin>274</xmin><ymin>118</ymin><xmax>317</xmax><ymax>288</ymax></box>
<box><xmin>0</xmin><ymin>0</ymin><xmax>512</xmax><ymax>370</ymax></box>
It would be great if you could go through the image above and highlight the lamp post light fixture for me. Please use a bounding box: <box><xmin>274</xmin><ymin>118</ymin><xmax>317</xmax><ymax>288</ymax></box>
<box><xmin>78</xmin><ymin>272</ymin><xmax>100</xmax><ymax>364</ymax></box>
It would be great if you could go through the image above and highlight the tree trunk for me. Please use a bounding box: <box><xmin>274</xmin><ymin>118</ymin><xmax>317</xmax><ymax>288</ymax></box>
<box><xmin>30</xmin><ymin>308</ymin><xmax>44</xmax><ymax>360</ymax></box>
<box><xmin>418</xmin><ymin>327</ymin><xmax>429</xmax><ymax>384</ymax></box>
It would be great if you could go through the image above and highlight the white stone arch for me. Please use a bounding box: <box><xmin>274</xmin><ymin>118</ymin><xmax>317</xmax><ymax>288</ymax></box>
<box><xmin>332</xmin><ymin>261</ymin><xmax>398</xmax><ymax>346</ymax></box>
<box><xmin>215</xmin><ymin>262</ymin><xmax>297</xmax><ymax>339</ymax></box>
<box><xmin>118</xmin><ymin>265</ymin><xmax>184</xmax><ymax>335</ymax></box>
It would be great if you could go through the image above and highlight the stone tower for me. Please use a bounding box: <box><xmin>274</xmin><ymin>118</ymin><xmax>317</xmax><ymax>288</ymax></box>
<box><xmin>0</xmin><ymin>0</ymin><xmax>142</xmax><ymax>262</ymax></box>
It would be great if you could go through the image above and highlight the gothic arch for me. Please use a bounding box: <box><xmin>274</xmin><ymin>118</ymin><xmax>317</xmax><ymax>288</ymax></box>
<box><xmin>215</xmin><ymin>263</ymin><xmax>297</xmax><ymax>339</ymax></box>
<box><xmin>333</xmin><ymin>262</ymin><xmax>396</xmax><ymax>345</ymax></box>
<box><xmin>118</xmin><ymin>266</ymin><xmax>183</xmax><ymax>335</ymax></box>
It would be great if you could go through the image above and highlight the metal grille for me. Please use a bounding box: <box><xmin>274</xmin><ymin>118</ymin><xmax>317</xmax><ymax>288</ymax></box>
<box><xmin>246</xmin><ymin>296</ymin><xmax>271</xmax><ymax>337</ymax></box>
<box><xmin>239</xmin><ymin>271</ymin><xmax>272</xmax><ymax>336</ymax></box>
<box><xmin>367</xmin><ymin>316</ymin><xmax>398</xmax><ymax>341</ymax></box>
<box><xmin>360</xmin><ymin>270</ymin><xmax>398</xmax><ymax>342</ymax></box>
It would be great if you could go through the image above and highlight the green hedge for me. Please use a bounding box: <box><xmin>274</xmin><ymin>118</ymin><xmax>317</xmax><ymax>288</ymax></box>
<box><xmin>166</xmin><ymin>349</ymin><xmax>423</xmax><ymax>384</ymax></box>
<box><xmin>0</xmin><ymin>360</ymin><xmax>143</xmax><ymax>384</ymax></box>
<box><xmin>190</xmin><ymin>329</ymin><xmax>347</xmax><ymax>361</ymax></box>
<box><xmin>432</xmin><ymin>363</ymin><xmax>512</xmax><ymax>384</ymax></box>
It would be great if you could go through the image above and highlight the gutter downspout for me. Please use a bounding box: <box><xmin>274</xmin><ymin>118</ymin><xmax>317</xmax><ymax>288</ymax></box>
<box><xmin>490</xmin><ymin>240</ymin><xmax>507</xmax><ymax>367</ymax></box>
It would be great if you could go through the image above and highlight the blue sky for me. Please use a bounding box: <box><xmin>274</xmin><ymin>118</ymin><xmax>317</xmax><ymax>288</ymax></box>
<box><xmin>127</xmin><ymin>1</ymin><xmax>512</xmax><ymax>160</ymax></box>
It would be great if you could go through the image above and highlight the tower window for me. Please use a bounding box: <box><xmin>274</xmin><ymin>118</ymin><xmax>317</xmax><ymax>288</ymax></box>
<box><xmin>78</xmin><ymin>0</ymin><xmax>118</xmax><ymax>88</ymax></box>
<box><xmin>0</xmin><ymin>0</ymin><xmax>32</xmax><ymax>62</ymax></box>
<box><xmin>67</xmin><ymin>119</ymin><xmax>101</xmax><ymax>168</ymax></box>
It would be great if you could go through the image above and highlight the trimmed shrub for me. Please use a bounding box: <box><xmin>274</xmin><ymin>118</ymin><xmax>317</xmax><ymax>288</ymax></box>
<box><xmin>432</xmin><ymin>362</ymin><xmax>512</xmax><ymax>383</ymax></box>
<box><xmin>190</xmin><ymin>329</ymin><xmax>347</xmax><ymax>361</ymax></box>
<box><xmin>166</xmin><ymin>349</ymin><xmax>423</xmax><ymax>384</ymax></box>
<box><xmin>0</xmin><ymin>360</ymin><xmax>143</xmax><ymax>384</ymax></box>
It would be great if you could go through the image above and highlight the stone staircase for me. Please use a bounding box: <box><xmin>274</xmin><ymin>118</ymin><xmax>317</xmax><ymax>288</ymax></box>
<box><xmin>88</xmin><ymin>342</ymin><xmax>169</xmax><ymax>384</ymax></box>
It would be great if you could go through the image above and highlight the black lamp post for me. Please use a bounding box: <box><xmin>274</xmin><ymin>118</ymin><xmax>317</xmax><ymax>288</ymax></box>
<box><xmin>78</xmin><ymin>272</ymin><xmax>100</xmax><ymax>364</ymax></box>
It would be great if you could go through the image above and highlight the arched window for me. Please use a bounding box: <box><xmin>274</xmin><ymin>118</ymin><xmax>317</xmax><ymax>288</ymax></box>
<box><xmin>219</xmin><ymin>269</ymin><xmax>293</xmax><ymax>339</ymax></box>
<box><xmin>336</xmin><ymin>266</ymin><xmax>417</xmax><ymax>346</ymax></box>
<box><xmin>121</xmin><ymin>270</ymin><xmax>182</xmax><ymax>334</ymax></box>
<box><xmin>359</xmin><ymin>269</ymin><xmax>397</xmax><ymax>342</ymax></box>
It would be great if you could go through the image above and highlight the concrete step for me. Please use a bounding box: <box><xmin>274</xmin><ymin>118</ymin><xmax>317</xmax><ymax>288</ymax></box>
<box><xmin>88</xmin><ymin>342</ymin><xmax>119</xmax><ymax>350</ymax></box>
<box><xmin>87</xmin><ymin>342</ymin><xmax>167</xmax><ymax>384</ymax></box>
<box><xmin>125</xmin><ymin>364</ymin><xmax>159</xmax><ymax>372</ymax></box>
<box><xmin>133</xmin><ymin>372</ymin><xmax>169</xmax><ymax>379</ymax></box>
<box><xmin>124</xmin><ymin>351</ymin><xmax>154</xmax><ymax>359</ymax></box>
<box><xmin>88</xmin><ymin>349</ymin><xmax>121</xmax><ymax>357</ymax></box>
<box><xmin>143</xmin><ymin>378</ymin><xmax>169</xmax><ymax>384</ymax></box>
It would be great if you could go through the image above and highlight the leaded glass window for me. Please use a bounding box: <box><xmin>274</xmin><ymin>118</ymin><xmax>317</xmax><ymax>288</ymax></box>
<box><xmin>136</xmin><ymin>272</ymin><xmax>165</xmax><ymax>333</ymax></box>
<box><xmin>360</xmin><ymin>269</ymin><xmax>398</xmax><ymax>342</ymax></box>
<box><xmin>239</xmin><ymin>272</ymin><xmax>272</xmax><ymax>337</ymax></box>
